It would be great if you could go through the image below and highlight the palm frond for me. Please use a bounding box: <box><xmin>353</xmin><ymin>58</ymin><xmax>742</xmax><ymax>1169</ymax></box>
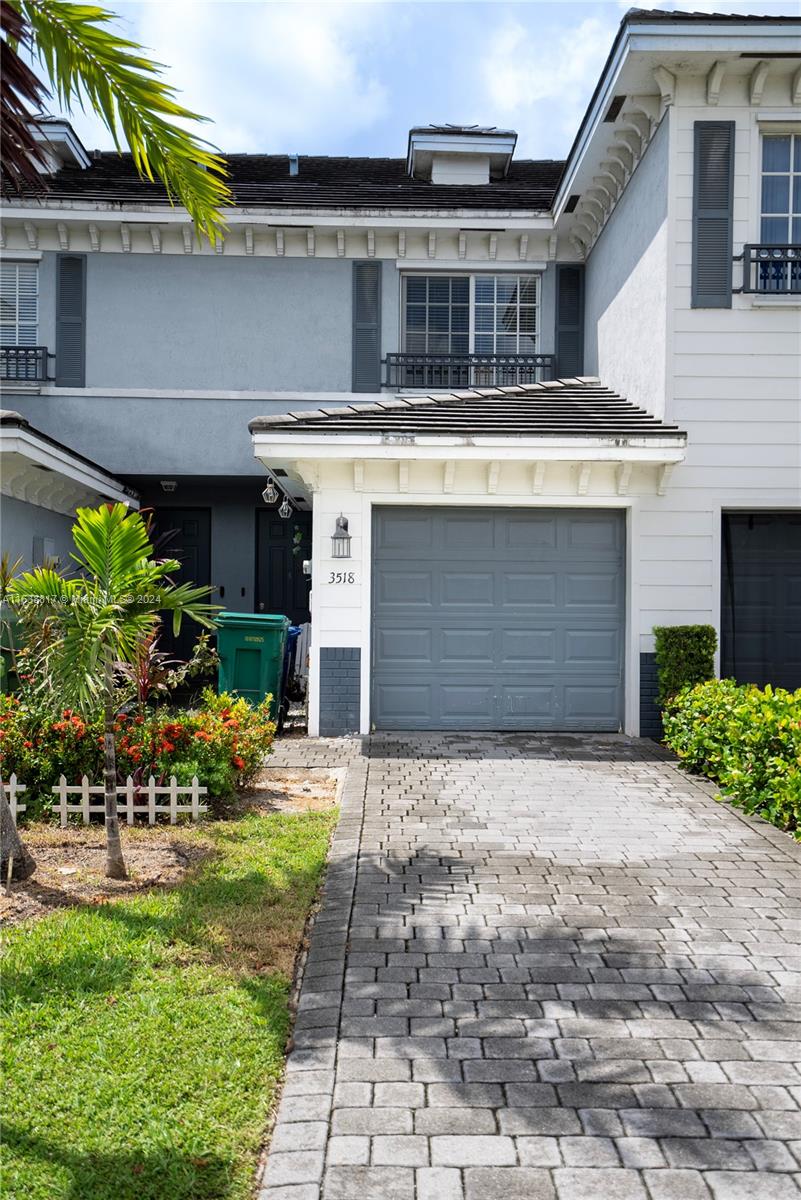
<box><xmin>16</xmin><ymin>1</ymin><xmax>231</xmax><ymax>241</ymax></box>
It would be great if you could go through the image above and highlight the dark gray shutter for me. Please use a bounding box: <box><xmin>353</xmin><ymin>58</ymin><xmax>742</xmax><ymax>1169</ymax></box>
<box><xmin>555</xmin><ymin>264</ymin><xmax>584</xmax><ymax>378</ymax></box>
<box><xmin>692</xmin><ymin>121</ymin><xmax>734</xmax><ymax>308</ymax></box>
<box><xmin>352</xmin><ymin>261</ymin><xmax>381</xmax><ymax>392</ymax></box>
<box><xmin>55</xmin><ymin>254</ymin><xmax>86</xmax><ymax>386</ymax></box>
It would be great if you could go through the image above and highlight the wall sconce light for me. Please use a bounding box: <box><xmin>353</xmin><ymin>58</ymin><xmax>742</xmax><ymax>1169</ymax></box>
<box><xmin>331</xmin><ymin>514</ymin><xmax>351</xmax><ymax>558</ymax></box>
<box><xmin>262</xmin><ymin>479</ymin><xmax>279</xmax><ymax>505</ymax></box>
<box><xmin>278</xmin><ymin>496</ymin><xmax>293</xmax><ymax>519</ymax></box>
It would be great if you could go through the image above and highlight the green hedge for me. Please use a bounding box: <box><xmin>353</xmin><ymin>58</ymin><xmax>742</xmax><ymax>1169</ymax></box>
<box><xmin>653</xmin><ymin>624</ymin><xmax>717</xmax><ymax>706</ymax></box>
<box><xmin>662</xmin><ymin>678</ymin><xmax>801</xmax><ymax>838</ymax></box>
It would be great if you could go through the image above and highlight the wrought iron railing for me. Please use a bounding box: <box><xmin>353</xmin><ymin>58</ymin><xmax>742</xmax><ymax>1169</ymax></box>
<box><xmin>383</xmin><ymin>352</ymin><xmax>556</xmax><ymax>390</ymax></box>
<box><xmin>0</xmin><ymin>346</ymin><xmax>52</xmax><ymax>382</ymax></box>
<box><xmin>735</xmin><ymin>245</ymin><xmax>801</xmax><ymax>294</ymax></box>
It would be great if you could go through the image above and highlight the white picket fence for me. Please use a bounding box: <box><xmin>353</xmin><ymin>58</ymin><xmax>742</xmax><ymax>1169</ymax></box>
<box><xmin>51</xmin><ymin>775</ymin><xmax>208</xmax><ymax>826</ymax></box>
<box><xmin>1</xmin><ymin>774</ymin><xmax>27</xmax><ymax>822</ymax></box>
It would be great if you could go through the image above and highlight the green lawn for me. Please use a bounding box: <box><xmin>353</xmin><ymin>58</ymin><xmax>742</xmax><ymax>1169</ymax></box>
<box><xmin>1</xmin><ymin>810</ymin><xmax>337</xmax><ymax>1200</ymax></box>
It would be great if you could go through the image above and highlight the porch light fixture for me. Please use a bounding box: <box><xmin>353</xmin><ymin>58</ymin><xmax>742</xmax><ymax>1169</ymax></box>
<box><xmin>262</xmin><ymin>479</ymin><xmax>279</xmax><ymax>505</ymax></box>
<box><xmin>331</xmin><ymin>514</ymin><xmax>351</xmax><ymax>558</ymax></box>
<box><xmin>278</xmin><ymin>496</ymin><xmax>293</xmax><ymax>519</ymax></box>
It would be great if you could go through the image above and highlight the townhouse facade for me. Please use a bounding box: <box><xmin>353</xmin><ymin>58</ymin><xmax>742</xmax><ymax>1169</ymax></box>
<box><xmin>1</xmin><ymin>8</ymin><xmax>799</xmax><ymax>735</ymax></box>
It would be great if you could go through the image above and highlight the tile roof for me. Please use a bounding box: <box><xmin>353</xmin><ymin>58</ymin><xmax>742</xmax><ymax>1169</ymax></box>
<box><xmin>625</xmin><ymin>7</ymin><xmax>801</xmax><ymax>22</ymax></box>
<box><xmin>249</xmin><ymin>379</ymin><xmax>686</xmax><ymax>441</ymax></box>
<box><xmin>25</xmin><ymin>154</ymin><xmax>564</xmax><ymax>211</ymax></box>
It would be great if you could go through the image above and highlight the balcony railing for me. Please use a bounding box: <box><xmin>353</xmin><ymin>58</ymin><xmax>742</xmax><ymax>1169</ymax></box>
<box><xmin>735</xmin><ymin>245</ymin><xmax>801</xmax><ymax>295</ymax></box>
<box><xmin>0</xmin><ymin>346</ymin><xmax>52</xmax><ymax>382</ymax></box>
<box><xmin>383</xmin><ymin>352</ymin><xmax>555</xmax><ymax>390</ymax></box>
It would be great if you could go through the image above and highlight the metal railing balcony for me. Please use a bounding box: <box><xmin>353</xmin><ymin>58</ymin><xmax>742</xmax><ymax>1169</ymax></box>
<box><xmin>735</xmin><ymin>244</ymin><xmax>801</xmax><ymax>294</ymax></box>
<box><xmin>383</xmin><ymin>351</ymin><xmax>556</xmax><ymax>390</ymax></box>
<box><xmin>0</xmin><ymin>346</ymin><xmax>52</xmax><ymax>382</ymax></box>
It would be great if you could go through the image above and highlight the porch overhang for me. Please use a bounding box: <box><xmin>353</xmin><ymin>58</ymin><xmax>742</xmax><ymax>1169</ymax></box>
<box><xmin>0</xmin><ymin>410</ymin><xmax>139</xmax><ymax>515</ymax></box>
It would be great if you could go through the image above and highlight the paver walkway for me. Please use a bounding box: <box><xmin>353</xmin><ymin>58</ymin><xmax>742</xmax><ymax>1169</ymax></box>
<box><xmin>260</xmin><ymin>734</ymin><xmax>801</xmax><ymax>1200</ymax></box>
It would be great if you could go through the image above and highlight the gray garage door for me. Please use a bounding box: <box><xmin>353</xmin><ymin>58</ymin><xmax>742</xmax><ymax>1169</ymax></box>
<box><xmin>371</xmin><ymin>507</ymin><xmax>625</xmax><ymax>731</ymax></box>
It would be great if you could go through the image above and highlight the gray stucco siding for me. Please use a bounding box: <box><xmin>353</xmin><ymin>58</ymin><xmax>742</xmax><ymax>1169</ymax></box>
<box><xmin>1</xmin><ymin>495</ymin><xmax>77</xmax><ymax>573</ymax></box>
<box><xmin>84</xmin><ymin>255</ymin><xmax>358</xmax><ymax>392</ymax></box>
<box><xmin>583</xmin><ymin>116</ymin><xmax>669</xmax><ymax>416</ymax></box>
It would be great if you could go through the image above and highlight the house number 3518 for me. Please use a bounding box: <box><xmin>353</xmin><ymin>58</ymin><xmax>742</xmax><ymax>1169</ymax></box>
<box><xmin>328</xmin><ymin>571</ymin><xmax>355</xmax><ymax>584</ymax></box>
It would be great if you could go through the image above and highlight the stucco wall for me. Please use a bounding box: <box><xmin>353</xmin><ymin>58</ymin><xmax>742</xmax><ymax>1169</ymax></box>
<box><xmin>584</xmin><ymin>117</ymin><xmax>669</xmax><ymax>418</ymax></box>
<box><xmin>1</xmin><ymin>495</ymin><xmax>77</xmax><ymax>572</ymax></box>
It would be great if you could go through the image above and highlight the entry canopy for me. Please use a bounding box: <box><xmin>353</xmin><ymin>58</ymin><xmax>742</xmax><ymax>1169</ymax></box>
<box><xmin>250</xmin><ymin>377</ymin><xmax>686</xmax><ymax>503</ymax></box>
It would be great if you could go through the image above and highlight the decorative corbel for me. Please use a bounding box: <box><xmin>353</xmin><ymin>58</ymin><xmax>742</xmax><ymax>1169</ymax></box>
<box><xmin>353</xmin><ymin>461</ymin><xmax>364</xmax><ymax>492</ymax></box>
<box><xmin>275</xmin><ymin>229</ymin><xmax>285</xmax><ymax>256</ymax></box>
<box><xmin>367</xmin><ymin>229</ymin><xmax>376</xmax><ymax>258</ymax></box>
<box><xmin>792</xmin><ymin>65</ymin><xmax>801</xmax><ymax>106</ymax></box>
<box><xmin>306</xmin><ymin>229</ymin><xmax>315</xmax><ymax>256</ymax></box>
<box><xmin>398</xmin><ymin>461</ymin><xmax>409</xmax><ymax>493</ymax></box>
<box><xmin>57</xmin><ymin>222</ymin><xmax>69</xmax><ymax>250</ymax></box>
<box><xmin>337</xmin><ymin>229</ymin><xmax>346</xmax><ymax>257</ymax></box>
<box><xmin>548</xmin><ymin>233</ymin><xmax>558</xmax><ymax>261</ymax></box>
<box><xmin>653</xmin><ymin>65</ymin><xmax>676</xmax><ymax>111</ymax></box>
<box><xmin>487</xmin><ymin>461</ymin><xmax>500</xmax><ymax>494</ymax></box>
<box><xmin>706</xmin><ymin>61</ymin><xmax>726</xmax><ymax>107</ymax></box>
<box><xmin>458</xmin><ymin>231</ymin><xmax>467</xmax><ymax>259</ymax></box>
<box><xmin>657</xmin><ymin>463</ymin><xmax>674</xmax><ymax>496</ymax></box>
<box><xmin>149</xmin><ymin>226</ymin><xmax>162</xmax><ymax>253</ymax></box>
<box><xmin>443</xmin><ymin>460</ymin><xmax>455</xmax><ymax>493</ymax></box>
<box><xmin>488</xmin><ymin>233</ymin><xmax>498</xmax><ymax>261</ymax></box>
<box><xmin>427</xmin><ymin>231</ymin><xmax>436</xmax><ymax>259</ymax></box>
<box><xmin>182</xmin><ymin>227</ymin><xmax>193</xmax><ymax>254</ymax></box>
<box><xmin>531</xmin><ymin>461</ymin><xmax>545</xmax><ymax>494</ymax></box>
<box><xmin>120</xmin><ymin>224</ymin><xmax>131</xmax><ymax>253</ymax></box>
<box><xmin>577</xmin><ymin>463</ymin><xmax>592</xmax><ymax>496</ymax></box>
<box><xmin>616</xmin><ymin>462</ymin><xmax>633</xmax><ymax>496</ymax></box>
<box><xmin>396</xmin><ymin>230</ymin><xmax>405</xmax><ymax>258</ymax></box>
<box><xmin>749</xmin><ymin>61</ymin><xmax>770</xmax><ymax>106</ymax></box>
<box><xmin>23</xmin><ymin>221</ymin><xmax>37</xmax><ymax>250</ymax></box>
<box><xmin>518</xmin><ymin>233</ymin><xmax>528</xmax><ymax>261</ymax></box>
<box><xmin>244</xmin><ymin>226</ymin><xmax>254</xmax><ymax>255</ymax></box>
<box><xmin>88</xmin><ymin>223</ymin><xmax>100</xmax><ymax>252</ymax></box>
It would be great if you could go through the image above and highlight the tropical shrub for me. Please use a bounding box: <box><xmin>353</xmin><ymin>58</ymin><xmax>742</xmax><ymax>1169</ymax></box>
<box><xmin>662</xmin><ymin>678</ymin><xmax>801</xmax><ymax>837</ymax></box>
<box><xmin>0</xmin><ymin>689</ymin><xmax>275</xmax><ymax>820</ymax></box>
<box><xmin>653</xmin><ymin>624</ymin><xmax>717</xmax><ymax>706</ymax></box>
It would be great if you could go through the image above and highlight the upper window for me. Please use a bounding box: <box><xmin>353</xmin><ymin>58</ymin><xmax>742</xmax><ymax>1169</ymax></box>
<box><xmin>761</xmin><ymin>134</ymin><xmax>801</xmax><ymax>244</ymax></box>
<box><xmin>0</xmin><ymin>261</ymin><xmax>38</xmax><ymax>346</ymax></box>
<box><xmin>403</xmin><ymin>274</ymin><xmax>540</xmax><ymax>356</ymax></box>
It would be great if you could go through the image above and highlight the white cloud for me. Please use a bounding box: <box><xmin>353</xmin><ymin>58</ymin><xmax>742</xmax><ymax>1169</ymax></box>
<box><xmin>480</xmin><ymin>15</ymin><xmax>616</xmax><ymax>158</ymax></box>
<box><xmin>61</xmin><ymin>0</ymin><xmax>392</xmax><ymax>153</ymax></box>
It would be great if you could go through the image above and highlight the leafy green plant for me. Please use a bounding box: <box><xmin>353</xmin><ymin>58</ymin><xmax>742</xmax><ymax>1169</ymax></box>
<box><xmin>8</xmin><ymin>504</ymin><xmax>217</xmax><ymax>877</ymax></box>
<box><xmin>653</xmin><ymin>624</ymin><xmax>717</xmax><ymax>706</ymax></box>
<box><xmin>2</xmin><ymin>0</ymin><xmax>231</xmax><ymax>241</ymax></box>
<box><xmin>0</xmin><ymin>689</ymin><xmax>275</xmax><ymax>819</ymax></box>
<box><xmin>662</xmin><ymin>678</ymin><xmax>801</xmax><ymax>837</ymax></box>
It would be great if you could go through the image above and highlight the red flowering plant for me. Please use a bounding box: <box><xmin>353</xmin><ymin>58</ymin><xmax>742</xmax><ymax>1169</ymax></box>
<box><xmin>1</xmin><ymin>689</ymin><xmax>275</xmax><ymax>820</ymax></box>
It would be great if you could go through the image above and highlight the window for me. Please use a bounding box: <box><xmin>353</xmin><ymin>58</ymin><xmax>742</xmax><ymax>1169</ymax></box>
<box><xmin>0</xmin><ymin>261</ymin><xmax>38</xmax><ymax>346</ymax></box>
<box><xmin>397</xmin><ymin>273</ymin><xmax>542</xmax><ymax>388</ymax></box>
<box><xmin>403</xmin><ymin>274</ymin><xmax>540</xmax><ymax>356</ymax></box>
<box><xmin>761</xmin><ymin>134</ymin><xmax>801</xmax><ymax>244</ymax></box>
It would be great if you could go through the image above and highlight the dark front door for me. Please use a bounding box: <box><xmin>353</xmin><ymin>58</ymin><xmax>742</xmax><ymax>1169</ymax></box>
<box><xmin>256</xmin><ymin>510</ymin><xmax>311</xmax><ymax>624</ymax></box>
<box><xmin>721</xmin><ymin>512</ymin><xmax>801</xmax><ymax>690</ymax></box>
<box><xmin>152</xmin><ymin>507</ymin><xmax>212</xmax><ymax>661</ymax></box>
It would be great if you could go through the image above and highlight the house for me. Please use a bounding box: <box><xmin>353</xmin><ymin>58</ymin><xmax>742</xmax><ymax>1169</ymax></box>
<box><xmin>1</xmin><ymin>9</ymin><xmax>799</xmax><ymax>736</ymax></box>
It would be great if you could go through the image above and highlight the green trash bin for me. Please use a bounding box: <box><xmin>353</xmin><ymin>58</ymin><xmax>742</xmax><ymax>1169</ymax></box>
<box><xmin>216</xmin><ymin>612</ymin><xmax>289</xmax><ymax>715</ymax></box>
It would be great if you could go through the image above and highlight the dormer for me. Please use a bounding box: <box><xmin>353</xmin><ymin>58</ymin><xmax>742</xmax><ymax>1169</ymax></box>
<box><xmin>406</xmin><ymin>125</ymin><xmax>517</xmax><ymax>185</ymax></box>
<box><xmin>29</xmin><ymin>119</ymin><xmax>91</xmax><ymax>175</ymax></box>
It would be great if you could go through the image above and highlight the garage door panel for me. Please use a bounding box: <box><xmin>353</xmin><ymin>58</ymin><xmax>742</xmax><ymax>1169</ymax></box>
<box><xmin>442</xmin><ymin>513</ymin><xmax>495</xmax><ymax>551</ymax></box>
<box><xmin>564</xmin><ymin>628</ymin><xmax>620</xmax><ymax>665</ymax></box>
<box><xmin>440</xmin><ymin>683</ymin><xmax>495</xmax><ymax>720</ymax></box>
<box><xmin>375</xmin><ymin>627</ymin><xmax>432</xmax><ymax>664</ymax></box>
<box><xmin>441</xmin><ymin>628</ymin><xmax>495</xmax><ymax>664</ymax></box>
<box><xmin>505</xmin><ymin>514</ymin><xmax>558</xmax><ymax>550</ymax></box>
<box><xmin>500</xmin><ymin>628</ymin><xmax>557</xmax><ymax>665</ymax></box>
<box><xmin>372</xmin><ymin>507</ymin><xmax>624</xmax><ymax>731</ymax></box>
<box><xmin>375</xmin><ymin>511</ymin><xmax>434</xmax><ymax>551</ymax></box>
<box><xmin>503</xmin><ymin>572</ymin><xmax>557</xmax><ymax>606</ymax></box>
<box><xmin>441</xmin><ymin>572</ymin><xmax>494</xmax><ymax>606</ymax></box>
<box><xmin>564</xmin><ymin>572</ymin><xmax>621</xmax><ymax>608</ymax></box>
<box><xmin>374</xmin><ymin>569</ymin><xmax>433</xmax><ymax>607</ymax></box>
<box><xmin>566</xmin><ymin>514</ymin><xmax>623</xmax><ymax>552</ymax></box>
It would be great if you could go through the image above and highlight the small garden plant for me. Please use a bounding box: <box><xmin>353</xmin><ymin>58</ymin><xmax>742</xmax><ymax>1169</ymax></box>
<box><xmin>662</xmin><ymin>678</ymin><xmax>801</xmax><ymax>838</ymax></box>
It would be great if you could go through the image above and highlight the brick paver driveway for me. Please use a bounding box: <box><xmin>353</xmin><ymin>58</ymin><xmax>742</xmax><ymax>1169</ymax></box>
<box><xmin>260</xmin><ymin>734</ymin><xmax>801</xmax><ymax>1200</ymax></box>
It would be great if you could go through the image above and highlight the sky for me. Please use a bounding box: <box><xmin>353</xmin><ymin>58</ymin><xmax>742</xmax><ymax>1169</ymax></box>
<box><xmin>38</xmin><ymin>0</ymin><xmax>801</xmax><ymax>163</ymax></box>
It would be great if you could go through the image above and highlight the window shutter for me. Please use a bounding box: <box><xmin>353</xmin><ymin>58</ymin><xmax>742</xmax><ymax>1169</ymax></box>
<box><xmin>555</xmin><ymin>264</ymin><xmax>584</xmax><ymax>378</ymax></box>
<box><xmin>352</xmin><ymin>261</ymin><xmax>382</xmax><ymax>392</ymax></box>
<box><xmin>692</xmin><ymin>121</ymin><xmax>734</xmax><ymax>308</ymax></box>
<box><xmin>56</xmin><ymin>254</ymin><xmax>86</xmax><ymax>386</ymax></box>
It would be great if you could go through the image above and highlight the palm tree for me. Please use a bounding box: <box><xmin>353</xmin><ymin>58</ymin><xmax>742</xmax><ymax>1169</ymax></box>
<box><xmin>9</xmin><ymin>503</ymin><xmax>217</xmax><ymax>879</ymax></box>
<box><xmin>1</xmin><ymin>0</ymin><xmax>230</xmax><ymax>241</ymax></box>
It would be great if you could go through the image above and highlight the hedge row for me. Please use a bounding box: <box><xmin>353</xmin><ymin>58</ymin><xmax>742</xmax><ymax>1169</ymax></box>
<box><xmin>662</xmin><ymin>678</ymin><xmax>801</xmax><ymax>838</ymax></box>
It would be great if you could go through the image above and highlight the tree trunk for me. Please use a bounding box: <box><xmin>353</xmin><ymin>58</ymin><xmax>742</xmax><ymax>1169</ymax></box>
<box><xmin>0</xmin><ymin>779</ymin><xmax>36</xmax><ymax>882</ymax></box>
<box><xmin>103</xmin><ymin>650</ymin><xmax>127</xmax><ymax>879</ymax></box>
